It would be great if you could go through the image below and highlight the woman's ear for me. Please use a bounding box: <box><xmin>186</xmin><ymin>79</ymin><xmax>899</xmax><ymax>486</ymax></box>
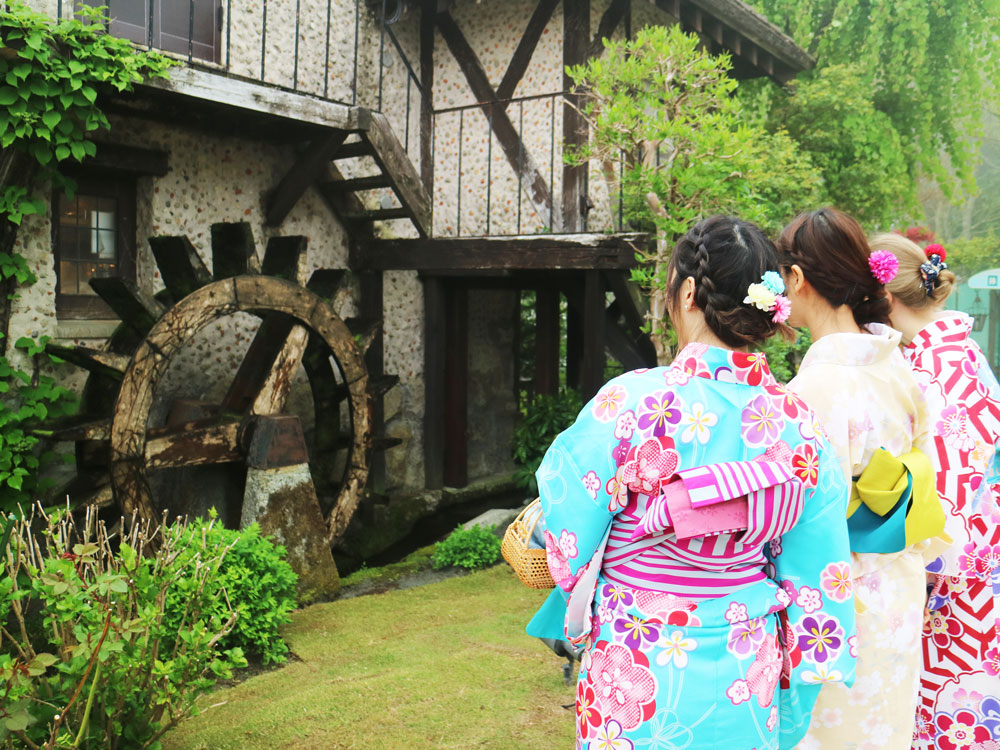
<box><xmin>681</xmin><ymin>276</ymin><xmax>697</xmax><ymax>311</ymax></box>
<box><xmin>785</xmin><ymin>264</ymin><xmax>806</xmax><ymax>296</ymax></box>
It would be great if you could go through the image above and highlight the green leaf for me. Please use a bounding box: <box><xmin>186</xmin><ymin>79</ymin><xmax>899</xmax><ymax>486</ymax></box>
<box><xmin>41</xmin><ymin>110</ymin><xmax>60</xmax><ymax>130</ymax></box>
<box><xmin>0</xmin><ymin>88</ymin><xmax>17</xmax><ymax>106</ymax></box>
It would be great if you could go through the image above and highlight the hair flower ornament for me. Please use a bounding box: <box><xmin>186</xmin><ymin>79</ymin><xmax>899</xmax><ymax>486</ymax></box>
<box><xmin>744</xmin><ymin>274</ymin><xmax>791</xmax><ymax>324</ymax></box>
<box><xmin>920</xmin><ymin>243</ymin><xmax>948</xmax><ymax>295</ymax></box>
<box><xmin>868</xmin><ymin>250</ymin><xmax>899</xmax><ymax>285</ymax></box>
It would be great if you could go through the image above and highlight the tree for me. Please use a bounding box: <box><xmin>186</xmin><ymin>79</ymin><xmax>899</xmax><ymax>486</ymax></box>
<box><xmin>749</xmin><ymin>0</ymin><xmax>1000</xmax><ymax>209</ymax></box>
<box><xmin>567</xmin><ymin>25</ymin><xmax>823</xmax><ymax>361</ymax></box>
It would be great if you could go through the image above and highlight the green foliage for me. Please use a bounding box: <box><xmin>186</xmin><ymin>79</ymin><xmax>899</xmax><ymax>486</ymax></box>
<box><xmin>0</xmin><ymin>337</ymin><xmax>77</xmax><ymax>512</ymax></box>
<box><xmin>748</xmin><ymin>0</ymin><xmax>1000</xmax><ymax>204</ymax></box>
<box><xmin>945</xmin><ymin>235</ymin><xmax>1000</xmax><ymax>279</ymax></box>
<box><xmin>0</xmin><ymin>506</ymin><xmax>247</xmax><ymax>749</ymax></box>
<box><xmin>757</xmin><ymin>329</ymin><xmax>812</xmax><ymax>384</ymax></box>
<box><xmin>567</xmin><ymin>26</ymin><xmax>823</xmax><ymax>352</ymax></box>
<box><xmin>167</xmin><ymin>511</ymin><xmax>298</xmax><ymax>665</ymax></box>
<box><xmin>767</xmin><ymin>65</ymin><xmax>913</xmax><ymax>227</ymax></box>
<box><xmin>511</xmin><ymin>389</ymin><xmax>583</xmax><ymax>492</ymax></box>
<box><xmin>0</xmin><ymin>2</ymin><xmax>175</xmax><ymax>223</ymax></box>
<box><xmin>432</xmin><ymin>524</ymin><xmax>501</xmax><ymax>571</ymax></box>
<box><xmin>0</xmin><ymin>3</ymin><xmax>170</xmax><ymax>513</ymax></box>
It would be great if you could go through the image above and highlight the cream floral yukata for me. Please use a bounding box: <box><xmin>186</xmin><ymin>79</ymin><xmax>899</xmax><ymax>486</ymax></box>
<box><xmin>789</xmin><ymin>323</ymin><xmax>945</xmax><ymax>750</ymax></box>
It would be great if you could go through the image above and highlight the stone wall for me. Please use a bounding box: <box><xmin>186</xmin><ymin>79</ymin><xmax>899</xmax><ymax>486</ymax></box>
<box><xmin>10</xmin><ymin>0</ymin><xmax>683</xmax><ymax>504</ymax></box>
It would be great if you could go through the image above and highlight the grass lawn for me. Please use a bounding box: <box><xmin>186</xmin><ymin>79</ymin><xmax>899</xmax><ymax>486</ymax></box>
<box><xmin>162</xmin><ymin>565</ymin><xmax>576</xmax><ymax>750</ymax></box>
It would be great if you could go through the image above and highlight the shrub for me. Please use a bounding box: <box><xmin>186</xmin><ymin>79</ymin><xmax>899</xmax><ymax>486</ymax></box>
<box><xmin>166</xmin><ymin>511</ymin><xmax>297</xmax><ymax>665</ymax></box>
<box><xmin>0</xmin><ymin>505</ymin><xmax>247</xmax><ymax>749</ymax></box>
<box><xmin>511</xmin><ymin>389</ymin><xmax>583</xmax><ymax>493</ymax></box>
<box><xmin>432</xmin><ymin>525</ymin><xmax>501</xmax><ymax>571</ymax></box>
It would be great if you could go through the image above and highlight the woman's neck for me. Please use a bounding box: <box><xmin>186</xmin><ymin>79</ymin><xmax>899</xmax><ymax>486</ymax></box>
<box><xmin>889</xmin><ymin>304</ymin><xmax>941</xmax><ymax>345</ymax></box>
<box><xmin>804</xmin><ymin>303</ymin><xmax>864</xmax><ymax>342</ymax></box>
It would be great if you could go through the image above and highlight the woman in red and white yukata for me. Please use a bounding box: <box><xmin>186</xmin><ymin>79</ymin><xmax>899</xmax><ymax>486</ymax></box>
<box><xmin>874</xmin><ymin>232</ymin><xmax>1000</xmax><ymax>750</ymax></box>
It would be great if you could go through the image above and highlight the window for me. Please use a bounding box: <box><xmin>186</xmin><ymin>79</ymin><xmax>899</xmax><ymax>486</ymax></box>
<box><xmin>80</xmin><ymin>0</ymin><xmax>222</xmax><ymax>64</ymax></box>
<box><xmin>53</xmin><ymin>177</ymin><xmax>136</xmax><ymax>319</ymax></box>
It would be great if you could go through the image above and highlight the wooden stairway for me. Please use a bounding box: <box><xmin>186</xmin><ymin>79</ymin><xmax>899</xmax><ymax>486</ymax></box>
<box><xmin>265</xmin><ymin>110</ymin><xmax>431</xmax><ymax>238</ymax></box>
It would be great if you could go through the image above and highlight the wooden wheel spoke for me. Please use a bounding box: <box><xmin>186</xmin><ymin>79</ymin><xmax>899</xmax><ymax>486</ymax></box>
<box><xmin>145</xmin><ymin>417</ymin><xmax>242</xmax><ymax>469</ymax></box>
<box><xmin>220</xmin><ymin>314</ymin><xmax>308</xmax><ymax>415</ymax></box>
<box><xmin>250</xmin><ymin>323</ymin><xmax>310</xmax><ymax>415</ymax></box>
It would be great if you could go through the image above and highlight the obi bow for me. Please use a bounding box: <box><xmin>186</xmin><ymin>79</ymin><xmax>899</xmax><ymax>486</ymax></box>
<box><xmin>847</xmin><ymin>447</ymin><xmax>946</xmax><ymax>553</ymax></box>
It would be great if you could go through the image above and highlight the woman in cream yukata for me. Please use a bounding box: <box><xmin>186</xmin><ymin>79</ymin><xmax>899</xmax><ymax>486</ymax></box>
<box><xmin>874</xmin><ymin>233</ymin><xmax>1000</xmax><ymax>750</ymax></box>
<box><xmin>527</xmin><ymin>216</ymin><xmax>857</xmax><ymax>750</ymax></box>
<box><xmin>777</xmin><ymin>208</ymin><xmax>948</xmax><ymax>750</ymax></box>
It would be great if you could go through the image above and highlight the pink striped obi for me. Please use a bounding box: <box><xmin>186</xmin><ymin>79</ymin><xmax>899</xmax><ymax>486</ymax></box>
<box><xmin>602</xmin><ymin>454</ymin><xmax>806</xmax><ymax>600</ymax></box>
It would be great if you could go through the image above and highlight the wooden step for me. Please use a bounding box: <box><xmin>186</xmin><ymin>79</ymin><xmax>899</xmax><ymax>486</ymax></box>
<box><xmin>46</xmin><ymin>344</ymin><xmax>129</xmax><ymax>380</ymax></box>
<box><xmin>331</xmin><ymin>140</ymin><xmax>372</xmax><ymax>160</ymax></box>
<box><xmin>321</xmin><ymin>175</ymin><xmax>392</xmax><ymax>194</ymax></box>
<box><xmin>341</xmin><ymin>208</ymin><xmax>409</xmax><ymax>222</ymax></box>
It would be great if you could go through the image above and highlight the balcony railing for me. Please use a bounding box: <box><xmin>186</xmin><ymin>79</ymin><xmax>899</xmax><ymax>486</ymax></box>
<box><xmin>53</xmin><ymin>0</ymin><xmax>628</xmax><ymax>239</ymax></box>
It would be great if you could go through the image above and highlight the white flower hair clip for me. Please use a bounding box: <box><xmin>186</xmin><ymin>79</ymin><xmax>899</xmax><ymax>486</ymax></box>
<box><xmin>743</xmin><ymin>271</ymin><xmax>791</xmax><ymax>323</ymax></box>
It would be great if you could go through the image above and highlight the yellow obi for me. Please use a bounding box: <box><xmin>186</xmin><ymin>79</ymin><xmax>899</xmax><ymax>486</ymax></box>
<box><xmin>847</xmin><ymin>448</ymin><xmax>946</xmax><ymax>553</ymax></box>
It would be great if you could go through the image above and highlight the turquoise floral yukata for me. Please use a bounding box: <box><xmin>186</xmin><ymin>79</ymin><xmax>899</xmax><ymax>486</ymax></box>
<box><xmin>526</xmin><ymin>344</ymin><xmax>857</xmax><ymax>750</ymax></box>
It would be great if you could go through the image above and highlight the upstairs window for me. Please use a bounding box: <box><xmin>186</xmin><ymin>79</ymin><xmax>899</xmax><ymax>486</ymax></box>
<box><xmin>80</xmin><ymin>0</ymin><xmax>222</xmax><ymax>63</ymax></box>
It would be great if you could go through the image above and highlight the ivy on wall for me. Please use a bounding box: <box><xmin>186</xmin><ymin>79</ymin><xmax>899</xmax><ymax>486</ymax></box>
<box><xmin>0</xmin><ymin>2</ymin><xmax>175</xmax><ymax>509</ymax></box>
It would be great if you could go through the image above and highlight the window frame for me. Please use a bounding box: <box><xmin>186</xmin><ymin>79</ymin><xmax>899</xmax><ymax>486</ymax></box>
<box><xmin>79</xmin><ymin>0</ymin><xmax>223</xmax><ymax>65</ymax></box>
<box><xmin>52</xmin><ymin>174</ymin><xmax>138</xmax><ymax>320</ymax></box>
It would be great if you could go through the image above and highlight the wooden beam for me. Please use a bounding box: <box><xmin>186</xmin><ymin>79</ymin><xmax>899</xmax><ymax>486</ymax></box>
<box><xmin>436</xmin><ymin>11</ymin><xmax>552</xmax><ymax>220</ymax></box>
<box><xmin>581</xmin><ymin>270</ymin><xmax>606</xmax><ymax>400</ymax></box>
<box><xmin>145</xmin><ymin>419</ymin><xmax>242</xmax><ymax>469</ymax></box>
<box><xmin>589</xmin><ymin>0</ymin><xmax>630</xmax><ymax>58</ymax></box>
<box><xmin>443</xmin><ymin>285</ymin><xmax>468</xmax><ymax>488</ymax></box>
<box><xmin>496</xmin><ymin>0</ymin><xmax>560</xmax><ymax>102</ymax></box>
<box><xmin>534</xmin><ymin>287</ymin><xmax>560</xmax><ymax>395</ymax></box>
<box><xmin>420</xmin><ymin>0</ymin><xmax>435</xmax><ymax>192</ymax></box>
<box><xmin>359</xmin><ymin>112</ymin><xmax>433</xmax><ymax>237</ymax></box>
<box><xmin>139</xmin><ymin>66</ymin><xmax>367</xmax><ymax>131</ymax></box>
<box><xmin>147</xmin><ymin>234</ymin><xmax>212</xmax><ymax>300</ymax></box>
<box><xmin>424</xmin><ymin>277</ymin><xmax>446</xmax><ymax>489</ymax></box>
<box><xmin>563</xmin><ymin>0</ymin><xmax>590</xmax><ymax>232</ymax></box>
<box><xmin>360</xmin><ymin>271</ymin><xmax>386</xmax><ymax>494</ymax></box>
<box><xmin>353</xmin><ymin>233</ymin><xmax>645</xmax><ymax>271</ymax></box>
<box><xmin>565</xmin><ymin>292</ymin><xmax>582</xmax><ymax>390</ymax></box>
<box><xmin>211</xmin><ymin>222</ymin><xmax>257</xmax><ymax>280</ymax></box>
<box><xmin>250</xmin><ymin>323</ymin><xmax>310</xmax><ymax>416</ymax></box>
<box><xmin>265</xmin><ymin>131</ymin><xmax>349</xmax><ymax>227</ymax></box>
<box><xmin>75</xmin><ymin>141</ymin><xmax>169</xmax><ymax>177</ymax></box>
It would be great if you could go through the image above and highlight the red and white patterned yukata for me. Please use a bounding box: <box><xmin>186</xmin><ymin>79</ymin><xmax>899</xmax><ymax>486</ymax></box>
<box><xmin>905</xmin><ymin>313</ymin><xmax>1000</xmax><ymax>750</ymax></box>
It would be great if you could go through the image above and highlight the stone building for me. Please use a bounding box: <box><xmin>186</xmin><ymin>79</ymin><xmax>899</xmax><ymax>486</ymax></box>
<box><xmin>9</xmin><ymin>0</ymin><xmax>812</xmax><ymax>564</ymax></box>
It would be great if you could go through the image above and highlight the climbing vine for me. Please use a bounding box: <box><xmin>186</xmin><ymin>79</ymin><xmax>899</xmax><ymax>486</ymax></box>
<box><xmin>0</xmin><ymin>3</ymin><xmax>175</xmax><ymax>509</ymax></box>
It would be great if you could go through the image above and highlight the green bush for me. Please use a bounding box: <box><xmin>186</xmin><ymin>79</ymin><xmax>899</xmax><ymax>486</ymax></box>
<box><xmin>167</xmin><ymin>511</ymin><xmax>297</xmax><ymax>665</ymax></box>
<box><xmin>511</xmin><ymin>389</ymin><xmax>583</xmax><ymax>493</ymax></box>
<box><xmin>432</xmin><ymin>525</ymin><xmax>501</xmax><ymax>571</ymax></box>
<box><xmin>0</xmin><ymin>505</ymin><xmax>247</xmax><ymax>749</ymax></box>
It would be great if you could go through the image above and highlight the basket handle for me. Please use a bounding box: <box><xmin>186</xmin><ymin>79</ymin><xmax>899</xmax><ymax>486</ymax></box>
<box><xmin>523</xmin><ymin>498</ymin><xmax>544</xmax><ymax>538</ymax></box>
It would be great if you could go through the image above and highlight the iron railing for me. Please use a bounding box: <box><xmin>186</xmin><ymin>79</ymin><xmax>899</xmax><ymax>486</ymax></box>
<box><xmin>51</xmin><ymin>0</ymin><xmax>628</xmax><ymax>238</ymax></box>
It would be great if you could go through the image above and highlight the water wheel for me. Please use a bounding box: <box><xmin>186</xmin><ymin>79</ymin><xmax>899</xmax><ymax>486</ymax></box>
<box><xmin>40</xmin><ymin>223</ymin><xmax>397</xmax><ymax>543</ymax></box>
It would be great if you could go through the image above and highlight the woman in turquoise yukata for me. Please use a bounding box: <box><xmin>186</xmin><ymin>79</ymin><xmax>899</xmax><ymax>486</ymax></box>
<box><xmin>776</xmin><ymin>208</ymin><xmax>948</xmax><ymax>750</ymax></box>
<box><xmin>527</xmin><ymin>215</ymin><xmax>857</xmax><ymax>750</ymax></box>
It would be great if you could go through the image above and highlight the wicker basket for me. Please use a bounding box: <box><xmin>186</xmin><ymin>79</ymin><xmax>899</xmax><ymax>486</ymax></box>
<box><xmin>501</xmin><ymin>499</ymin><xmax>555</xmax><ymax>589</ymax></box>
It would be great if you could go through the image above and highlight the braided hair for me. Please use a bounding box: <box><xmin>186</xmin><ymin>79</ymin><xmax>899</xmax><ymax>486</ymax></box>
<box><xmin>666</xmin><ymin>215</ymin><xmax>790</xmax><ymax>348</ymax></box>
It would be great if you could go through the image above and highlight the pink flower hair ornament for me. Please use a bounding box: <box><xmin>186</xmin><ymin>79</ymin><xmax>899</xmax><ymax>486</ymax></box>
<box><xmin>868</xmin><ymin>250</ymin><xmax>899</xmax><ymax>285</ymax></box>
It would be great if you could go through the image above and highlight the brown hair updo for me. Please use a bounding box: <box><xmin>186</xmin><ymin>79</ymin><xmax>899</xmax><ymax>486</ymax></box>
<box><xmin>776</xmin><ymin>207</ymin><xmax>891</xmax><ymax>328</ymax></box>
<box><xmin>666</xmin><ymin>215</ymin><xmax>791</xmax><ymax>348</ymax></box>
<box><xmin>870</xmin><ymin>232</ymin><xmax>957</xmax><ymax>310</ymax></box>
